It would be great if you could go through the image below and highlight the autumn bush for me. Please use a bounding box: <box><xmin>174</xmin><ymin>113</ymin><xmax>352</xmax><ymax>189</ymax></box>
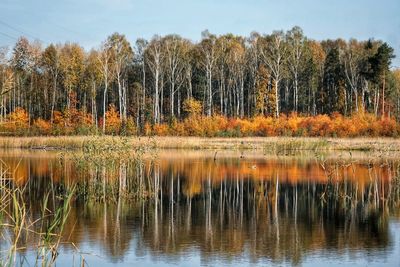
<box><xmin>50</xmin><ymin>111</ymin><xmax>66</xmax><ymax>135</ymax></box>
<box><xmin>1</xmin><ymin>106</ymin><xmax>399</xmax><ymax>137</ymax></box>
<box><xmin>143</xmin><ymin>122</ymin><xmax>152</xmax><ymax>136</ymax></box>
<box><xmin>1</xmin><ymin>108</ymin><xmax>30</xmax><ymax>135</ymax></box>
<box><xmin>378</xmin><ymin>117</ymin><xmax>398</xmax><ymax>137</ymax></box>
<box><xmin>47</xmin><ymin>108</ymin><xmax>96</xmax><ymax>135</ymax></box>
<box><xmin>153</xmin><ymin>123</ymin><xmax>170</xmax><ymax>136</ymax></box>
<box><xmin>32</xmin><ymin>118</ymin><xmax>52</xmax><ymax>135</ymax></box>
<box><xmin>165</xmin><ymin>112</ymin><xmax>400</xmax><ymax>138</ymax></box>
<box><xmin>180</xmin><ymin>115</ymin><xmax>205</xmax><ymax>136</ymax></box>
<box><xmin>71</xmin><ymin>111</ymin><xmax>96</xmax><ymax>135</ymax></box>
<box><xmin>170</xmin><ymin>118</ymin><xmax>186</xmax><ymax>136</ymax></box>
<box><xmin>104</xmin><ymin>105</ymin><xmax>121</xmax><ymax>135</ymax></box>
<box><xmin>254</xmin><ymin>116</ymin><xmax>276</xmax><ymax>136</ymax></box>
<box><xmin>182</xmin><ymin>98</ymin><xmax>202</xmax><ymax>116</ymax></box>
<box><xmin>120</xmin><ymin>117</ymin><xmax>137</xmax><ymax>136</ymax></box>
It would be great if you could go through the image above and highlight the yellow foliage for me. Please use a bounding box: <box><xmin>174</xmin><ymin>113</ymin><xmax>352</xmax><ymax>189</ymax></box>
<box><xmin>2</xmin><ymin>107</ymin><xmax>29</xmax><ymax>135</ymax></box>
<box><xmin>153</xmin><ymin>124</ymin><xmax>170</xmax><ymax>136</ymax></box>
<box><xmin>105</xmin><ymin>105</ymin><xmax>121</xmax><ymax>135</ymax></box>
<box><xmin>33</xmin><ymin>118</ymin><xmax>51</xmax><ymax>135</ymax></box>
<box><xmin>183</xmin><ymin>98</ymin><xmax>203</xmax><ymax>116</ymax></box>
<box><xmin>1</xmin><ymin>107</ymin><xmax>399</xmax><ymax>137</ymax></box>
<box><xmin>143</xmin><ymin>122</ymin><xmax>152</xmax><ymax>136</ymax></box>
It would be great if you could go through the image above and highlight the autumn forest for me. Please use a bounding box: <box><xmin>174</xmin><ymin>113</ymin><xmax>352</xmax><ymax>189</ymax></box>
<box><xmin>0</xmin><ymin>27</ymin><xmax>399</xmax><ymax>137</ymax></box>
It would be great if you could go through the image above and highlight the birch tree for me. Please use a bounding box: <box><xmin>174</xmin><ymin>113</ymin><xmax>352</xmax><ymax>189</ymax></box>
<box><xmin>246</xmin><ymin>32</ymin><xmax>261</xmax><ymax>116</ymax></box>
<box><xmin>343</xmin><ymin>39</ymin><xmax>365</xmax><ymax>113</ymax></box>
<box><xmin>199</xmin><ymin>30</ymin><xmax>217</xmax><ymax>116</ymax></box>
<box><xmin>135</xmin><ymin>38</ymin><xmax>148</xmax><ymax>125</ymax></box>
<box><xmin>260</xmin><ymin>31</ymin><xmax>287</xmax><ymax>117</ymax></box>
<box><xmin>41</xmin><ymin>44</ymin><xmax>60</xmax><ymax>122</ymax></box>
<box><xmin>107</xmin><ymin>33</ymin><xmax>133</xmax><ymax>121</ymax></box>
<box><xmin>226</xmin><ymin>36</ymin><xmax>246</xmax><ymax>117</ymax></box>
<box><xmin>163</xmin><ymin>35</ymin><xmax>187</xmax><ymax>118</ymax></box>
<box><xmin>0</xmin><ymin>47</ymin><xmax>13</xmax><ymax>119</ymax></box>
<box><xmin>84</xmin><ymin>49</ymin><xmax>102</xmax><ymax>125</ymax></box>
<box><xmin>146</xmin><ymin>36</ymin><xmax>163</xmax><ymax>124</ymax></box>
<box><xmin>98</xmin><ymin>41</ymin><xmax>114</xmax><ymax>133</ymax></box>
<box><xmin>286</xmin><ymin>26</ymin><xmax>305</xmax><ymax>112</ymax></box>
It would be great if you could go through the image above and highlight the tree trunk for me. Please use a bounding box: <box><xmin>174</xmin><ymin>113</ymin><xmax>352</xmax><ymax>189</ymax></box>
<box><xmin>177</xmin><ymin>88</ymin><xmax>181</xmax><ymax>118</ymax></box>
<box><xmin>294</xmin><ymin>73</ymin><xmax>298</xmax><ymax>112</ymax></box>
<box><xmin>170</xmin><ymin>81</ymin><xmax>175</xmax><ymax>118</ymax></box>
<box><xmin>275</xmin><ymin>79</ymin><xmax>279</xmax><ymax>118</ymax></box>
<box><xmin>103</xmin><ymin>81</ymin><xmax>108</xmax><ymax>134</ymax></box>
<box><xmin>51</xmin><ymin>82</ymin><xmax>57</xmax><ymax>124</ymax></box>
<box><xmin>207</xmin><ymin>68</ymin><xmax>212</xmax><ymax>116</ymax></box>
<box><xmin>92</xmin><ymin>81</ymin><xmax>97</xmax><ymax>126</ymax></box>
<box><xmin>154</xmin><ymin>67</ymin><xmax>159</xmax><ymax>124</ymax></box>
<box><xmin>354</xmin><ymin>89</ymin><xmax>358</xmax><ymax>113</ymax></box>
<box><xmin>160</xmin><ymin>75</ymin><xmax>164</xmax><ymax>123</ymax></box>
<box><xmin>240</xmin><ymin>76</ymin><xmax>244</xmax><ymax>118</ymax></box>
<box><xmin>117</xmin><ymin>74</ymin><xmax>123</xmax><ymax>120</ymax></box>
<box><xmin>382</xmin><ymin>72</ymin><xmax>385</xmax><ymax>118</ymax></box>
<box><xmin>122</xmin><ymin>79</ymin><xmax>127</xmax><ymax>121</ymax></box>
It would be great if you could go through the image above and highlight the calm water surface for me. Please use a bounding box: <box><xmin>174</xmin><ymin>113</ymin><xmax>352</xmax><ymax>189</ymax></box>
<box><xmin>0</xmin><ymin>149</ymin><xmax>399</xmax><ymax>266</ymax></box>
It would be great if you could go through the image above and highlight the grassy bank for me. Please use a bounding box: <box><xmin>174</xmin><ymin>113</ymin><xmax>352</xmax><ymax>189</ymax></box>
<box><xmin>0</xmin><ymin>136</ymin><xmax>400</xmax><ymax>151</ymax></box>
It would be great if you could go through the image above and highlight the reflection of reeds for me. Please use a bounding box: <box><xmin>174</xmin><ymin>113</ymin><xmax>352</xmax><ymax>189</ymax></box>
<box><xmin>36</xmin><ymin>186</ymin><xmax>75</xmax><ymax>265</ymax></box>
<box><xmin>67</xmin><ymin>136</ymin><xmax>158</xmax><ymax>203</ymax></box>
<box><xmin>0</xmin><ymin>163</ymin><xmax>83</xmax><ymax>267</ymax></box>
<box><xmin>0</xmin><ymin>186</ymin><xmax>26</xmax><ymax>267</ymax></box>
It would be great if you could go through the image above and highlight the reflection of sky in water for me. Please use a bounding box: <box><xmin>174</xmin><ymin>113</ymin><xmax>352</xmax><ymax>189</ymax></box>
<box><xmin>0</xmin><ymin>150</ymin><xmax>399</xmax><ymax>266</ymax></box>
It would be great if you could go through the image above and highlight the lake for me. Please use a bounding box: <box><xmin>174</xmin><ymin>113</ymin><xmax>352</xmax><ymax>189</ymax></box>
<box><xmin>0</xmin><ymin>149</ymin><xmax>399</xmax><ymax>266</ymax></box>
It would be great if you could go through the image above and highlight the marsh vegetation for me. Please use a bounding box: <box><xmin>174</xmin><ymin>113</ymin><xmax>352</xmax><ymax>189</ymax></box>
<box><xmin>0</xmin><ymin>136</ymin><xmax>400</xmax><ymax>152</ymax></box>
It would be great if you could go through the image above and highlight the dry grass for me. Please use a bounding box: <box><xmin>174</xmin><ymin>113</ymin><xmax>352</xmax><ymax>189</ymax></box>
<box><xmin>0</xmin><ymin>136</ymin><xmax>400</xmax><ymax>151</ymax></box>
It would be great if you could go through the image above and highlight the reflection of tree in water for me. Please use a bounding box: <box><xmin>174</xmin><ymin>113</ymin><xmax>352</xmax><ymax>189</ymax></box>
<box><xmin>135</xmin><ymin>176</ymin><xmax>394</xmax><ymax>265</ymax></box>
<box><xmin>1</xmin><ymin>152</ymin><xmax>400</xmax><ymax>265</ymax></box>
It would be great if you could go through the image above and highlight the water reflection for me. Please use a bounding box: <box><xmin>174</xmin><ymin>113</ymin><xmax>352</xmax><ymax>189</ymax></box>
<box><xmin>0</xmin><ymin>150</ymin><xmax>399</xmax><ymax>266</ymax></box>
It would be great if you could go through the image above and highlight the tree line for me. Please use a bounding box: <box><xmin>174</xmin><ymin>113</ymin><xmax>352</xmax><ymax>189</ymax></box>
<box><xmin>0</xmin><ymin>26</ymin><xmax>399</xmax><ymax>135</ymax></box>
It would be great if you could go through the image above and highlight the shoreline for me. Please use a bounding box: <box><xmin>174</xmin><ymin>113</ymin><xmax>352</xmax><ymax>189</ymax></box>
<box><xmin>1</xmin><ymin>136</ymin><xmax>400</xmax><ymax>151</ymax></box>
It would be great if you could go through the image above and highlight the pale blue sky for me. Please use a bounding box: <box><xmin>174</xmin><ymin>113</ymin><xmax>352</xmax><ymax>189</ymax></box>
<box><xmin>0</xmin><ymin>0</ymin><xmax>399</xmax><ymax>66</ymax></box>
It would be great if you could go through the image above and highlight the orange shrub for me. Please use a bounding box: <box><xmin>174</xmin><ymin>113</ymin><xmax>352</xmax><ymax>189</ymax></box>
<box><xmin>1</xmin><ymin>107</ymin><xmax>399</xmax><ymax>137</ymax></box>
<box><xmin>105</xmin><ymin>105</ymin><xmax>121</xmax><ymax>135</ymax></box>
<box><xmin>378</xmin><ymin>118</ymin><xmax>398</xmax><ymax>137</ymax></box>
<box><xmin>235</xmin><ymin>118</ymin><xmax>257</xmax><ymax>136</ymax></box>
<box><xmin>61</xmin><ymin>108</ymin><xmax>75</xmax><ymax>134</ymax></box>
<box><xmin>32</xmin><ymin>118</ymin><xmax>52</xmax><ymax>135</ymax></box>
<box><xmin>2</xmin><ymin>107</ymin><xmax>30</xmax><ymax>135</ymax></box>
<box><xmin>183</xmin><ymin>115</ymin><xmax>205</xmax><ymax>136</ymax></box>
<box><xmin>182</xmin><ymin>98</ymin><xmax>202</xmax><ymax>116</ymax></box>
<box><xmin>53</xmin><ymin>111</ymin><xmax>64</xmax><ymax>125</ymax></box>
<box><xmin>275</xmin><ymin>114</ymin><xmax>289</xmax><ymax>136</ymax></box>
<box><xmin>206</xmin><ymin>116</ymin><xmax>229</xmax><ymax>136</ymax></box>
<box><xmin>348</xmin><ymin>113</ymin><xmax>369</xmax><ymax>136</ymax></box>
<box><xmin>254</xmin><ymin>116</ymin><xmax>275</xmax><ymax>136</ymax></box>
<box><xmin>286</xmin><ymin>113</ymin><xmax>303</xmax><ymax>136</ymax></box>
<box><xmin>153</xmin><ymin>123</ymin><xmax>170</xmax><ymax>136</ymax></box>
<box><xmin>9</xmin><ymin>107</ymin><xmax>29</xmax><ymax>125</ymax></box>
<box><xmin>170</xmin><ymin>119</ymin><xmax>186</xmax><ymax>136</ymax></box>
<box><xmin>73</xmin><ymin>111</ymin><xmax>96</xmax><ymax>135</ymax></box>
<box><xmin>143</xmin><ymin>122</ymin><xmax>153</xmax><ymax>136</ymax></box>
<box><xmin>299</xmin><ymin>115</ymin><xmax>334</xmax><ymax>137</ymax></box>
<box><xmin>51</xmin><ymin>111</ymin><xmax>67</xmax><ymax>135</ymax></box>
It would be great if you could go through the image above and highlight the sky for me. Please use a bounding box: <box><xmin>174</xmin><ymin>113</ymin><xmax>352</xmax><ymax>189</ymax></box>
<box><xmin>0</xmin><ymin>0</ymin><xmax>399</xmax><ymax>66</ymax></box>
